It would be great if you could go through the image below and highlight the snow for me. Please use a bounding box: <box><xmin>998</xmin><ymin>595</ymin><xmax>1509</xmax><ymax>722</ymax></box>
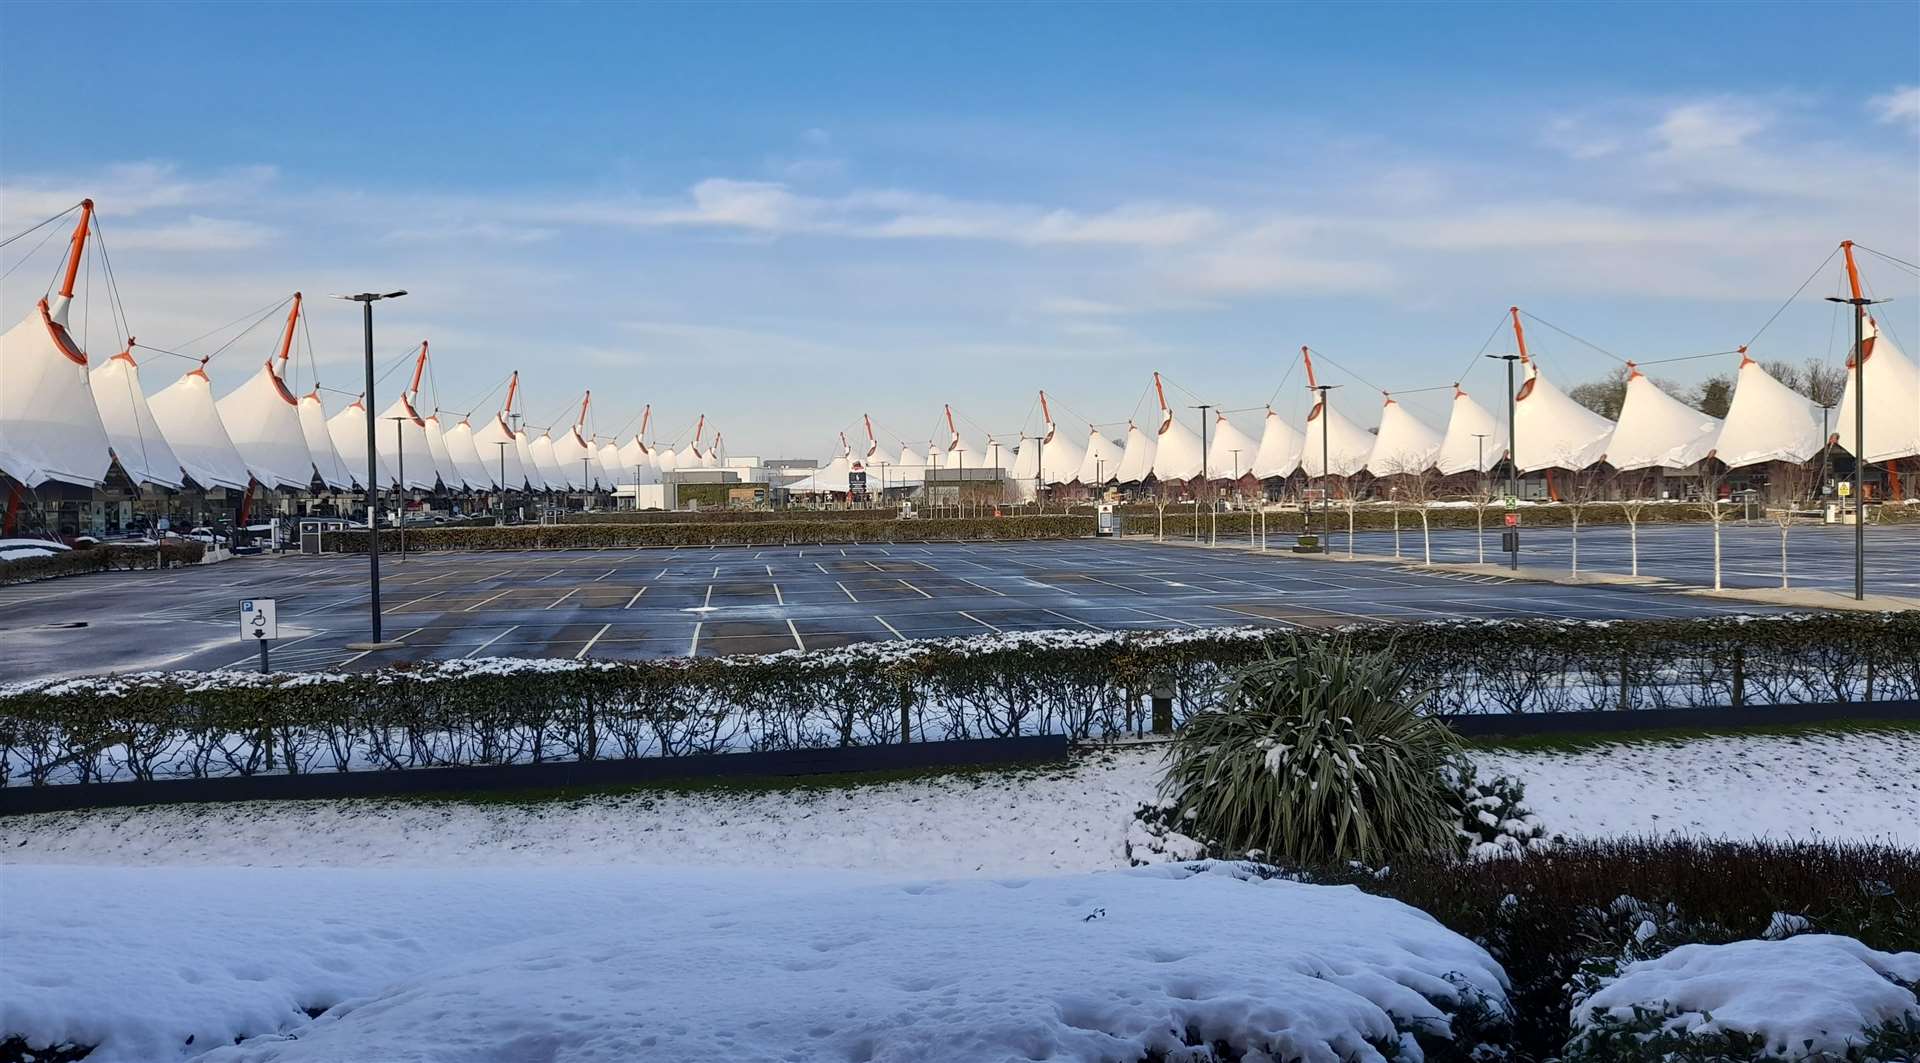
<box><xmin>8</xmin><ymin>729</ymin><xmax>1917</xmax><ymax>872</ymax></box>
<box><xmin>0</xmin><ymin>862</ymin><xmax>1506</xmax><ymax>1063</ymax></box>
<box><xmin>1576</xmin><ymin>935</ymin><xmax>1920</xmax><ymax>1057</ymax></box>
<box><xmin>1470</xmin><ymin>728</ymin><xmax>1920</xmax><ymax>847</ymax></box>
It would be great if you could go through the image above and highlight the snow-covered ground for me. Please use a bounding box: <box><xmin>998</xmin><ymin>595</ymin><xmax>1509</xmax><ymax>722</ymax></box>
<box><xmin>2</xmin><ymin>862</ymin><xmax>1506</xmax><ymax>1063</ymax></box>
<box><xmin>4</xmin><ymin>727</ymin><xmax>1916</xmax><ymax>1061</ymax></box>
<box><xmin>6</xmin><ymin>728</ymin><xmax>1916</xmax><ymax>872</ymax></box>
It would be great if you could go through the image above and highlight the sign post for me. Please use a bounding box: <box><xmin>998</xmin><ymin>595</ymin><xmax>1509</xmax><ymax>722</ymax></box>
<box><xmin>241</xmin><ymin>598</ymin><xmax>278</xmax><ymax>674</ymax></box>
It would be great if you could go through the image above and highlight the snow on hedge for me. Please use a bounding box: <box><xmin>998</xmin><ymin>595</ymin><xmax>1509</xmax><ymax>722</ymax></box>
<box><xmin>1574</xmin><ymin>935</ymin><xmax>1920</xmax><ymax>1058</ymax></box>
<box><xmin>2</xmin><ymin>861</ymin><xmax>1508</xmax><ymax>1063</ymax></box>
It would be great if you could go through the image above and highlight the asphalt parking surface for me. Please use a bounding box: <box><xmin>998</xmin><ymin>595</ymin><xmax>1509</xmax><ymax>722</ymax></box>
<box><xmin>3</xmin><ymin>530</ymin><xmax>1879</xmax><ymax>683</ymax></box>
<box><xmin>1286</xmin><ymin>521</ymin><xmax>1920</xmax><ymax>596</ymax></box>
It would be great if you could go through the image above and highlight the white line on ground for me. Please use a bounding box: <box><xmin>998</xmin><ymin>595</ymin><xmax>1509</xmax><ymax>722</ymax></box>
<box><xmin>1043</xmin><ymin>608</ymin><xmax>1100</xmax><ymax>629</ymax></box>
<box><xmin>955</xmin><ymin>576</ymin><xmax>1007</xmax><ymax>596</ymax></box>
<box><xmin>773</xmin><ymin>584</ymin><xmax>784</xmax><ymax>606</ymax></box>
<box><xmin>576</xmin><ymin>623</ymin><xmax>612</xmax><ymax>659</ymax></box>
<box><xmin>898</xmin><ymin>578</ymin><xmax>933</xmax><ymax>599</ymax></box>
<box><xmin>836</xmin><ymin>581</ymin><xmax>859</xmax><ymax>603</ymax></box>
<box><xmin>462</xmin><ymin>589</ymin><xmax>512</xmax><ymax>613</ymax></box>
<box><xmin>787</xmin><ymin>619</ymin><xmax>805</xmax><ymax>650</ymax></box>
<box><xmin>545</xmin><ymin>588</ymin><xmax>580</xmax><ymax>610</ymax></box>
<box><xmin>341</xmin><ymin>627</ymin><xmax>424</xmax><ymax>665</ymax></box>
<box><xmin>624</xmin><ymin>587</ymin><xmax>648</xmax><ymax>609</ymax></box>
<box><xmin>592</xmin><ymin>568</ymin><xmax>618</xmax><ymax>582</ymax></box>
<box><xmin>689</xmin><ymin>622</ymin><xmax>703</xmax><ymax>656</ymax></box>
<box><xmin>957</xmin><ymin>610</ymin><xmax>1001</xmax><ymax>632</ymax></box>
<box><xmin>215</xmin><ymin>631</ymin><xmax>325</xmax><ymax>670</ymax></box>
<box><xmin>463</xmin><ymin>626</ymin><xmax>518</xmax><ymax>657</ymax></box>
<box><xmin>874</xmin><ymin>615</ymin><xmax>907</xmax><ymax>641</ymax></box>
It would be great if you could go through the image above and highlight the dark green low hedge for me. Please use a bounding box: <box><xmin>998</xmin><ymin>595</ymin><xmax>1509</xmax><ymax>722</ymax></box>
<box><xmin>327</xmin><ymin>515</ymin><xmax>1094</xmax><ymax>551</ymax></box>
<box><xmin>1125</xmin><ymin>501</ymin><xmax>1792</xmax><ymax>536</ymax></box>
<box><xmin>0</xmin><ymin>541</ymin><xmax>206</xmax><ymax>586</ymax></box>
<box><xmin>562</xmin><ymin>509</ymin><xmax>902</xmax><ymax>525</ymax></box>
<box><xmin>3</xmin><ymin>613</ymin><xmax>1914</xmax><ymax>785</ymax></box>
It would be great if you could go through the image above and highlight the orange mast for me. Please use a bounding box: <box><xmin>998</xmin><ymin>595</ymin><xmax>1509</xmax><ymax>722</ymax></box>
<box><xmin>1152</xmin><ymin>372</ymin><xmax>1169</xmax><ymax>412</ymax></box>
<box><xmin>57</xmin><ymin>199</ymin><xmax>94</xmax><ymax>301</ymax></box>
<box><xmin>272</xmin><ymin>293</ymin><xmax>302</xmax><ymax>367</ymax></box>
<box><xmin>503</xmin><ymin>371</ymin><xmax>519</xmax><ymax>415</ymax></box>
<box><xmin>1841</xmin><ymin>240</ymin><xmax>1864</xmax><ymax>302</ymax></box>
<box><xmin>1301</xmin><ymin>346</ymin><xmax>1318</xmax><ymax>389</ymax></box>
<box><xmin>407</xmin><ymin>342</ymin><xmax>429</xmax><ymax>396</ymax></box>
<box><xmin>1039</xmin><ymin>390</ymin><xmax>1053</xmax><ymax>424</ymax></box>
<box><xmin>638</xmin><ymin>404</ymin><xmax>650</xmax><ymax>441</ymax></box>
<box><xmin>944</xmin><ymin>404</ymin><xmax>958</xmax><ymax>441</ymax></box>
<box><xmin>1509</xmin><ymin>306</ymin><xmax>1531</xmax><ymax>364</ymax></box>
<box><xmin>576</xmin><ymin>391</ymin><xmax>591</xmax><ymax>427</ymax></box>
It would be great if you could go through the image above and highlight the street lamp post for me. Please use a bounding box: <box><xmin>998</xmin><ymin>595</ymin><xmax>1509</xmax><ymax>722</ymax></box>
<box><xmin>334</xmin><ymin>290</ymin><xmax>406</xmax><ymax>649</ymax></box>
<box><xmin>1825</xmin><ymin>285</ymin><xmax>1884</xmax><ymax>601</ymax></box>
<box><xmin>1472</xmin><ymin>432</ymin><xmax>1490</xmax><ymax>564</ymax></box>
<box><xmin>1190</xmin><ymin>404</ymin><xmax>1212</xmax><ymax>543</ymax></box>
<box><xmin>496</xmin><ymin>442</ymin><xmax>510</xmax><ymax>522</ymax></box>
<box><xmin>388</xmin><ymin>415</ymin><xmax>407</xmax><ymax>562</ymax></box>
<box><xmin>1309</xmin><ymin>385</ymin><xmax>1337</xmax><ymax>554</ymax></box>
<box><xmin>1487</xmin><ymin>354</ymin><xmax>1522</xmax><ymax>571</ymax></box>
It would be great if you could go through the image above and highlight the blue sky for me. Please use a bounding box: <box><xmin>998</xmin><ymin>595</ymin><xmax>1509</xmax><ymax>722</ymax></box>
<box><xmin>4</xmin><ymin>1</ymin><xmax>1917</xmax><ymax>456</ymax></box>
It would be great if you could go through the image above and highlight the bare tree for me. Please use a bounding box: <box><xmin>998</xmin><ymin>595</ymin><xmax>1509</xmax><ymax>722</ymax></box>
<box><xmin>1767</xmin><ymin>461</ymin><xmax>1819</xmax><ymax>589</ymax></box>
<box><xmin>1469</xmin><ymin>473</ymin><xmax>1495</xmax><ymax>565</ymax></box>
<box><xmin>1561</xmin><ymin>464</ymin><xmax>1609</xmax><ymax>580</ymax></box>
<box><xmin>1398</xmin><ymin>463</ymin><xmax>1441</xmax><ymax>566</ymax></box>
<box><xmin>1697</xmin><ymin>460</ymin><xmax>1734</xmax><ymax>590</ymax></box>
<box><xmin>1379</xmin><ymin>453</ymin><xmax>1439</xmax><ymax>566</ymax></box>
<box><xmin>1618</xmin><ymin>493</ymin><xmax>1648</xmax><ymax>577</ymax></box>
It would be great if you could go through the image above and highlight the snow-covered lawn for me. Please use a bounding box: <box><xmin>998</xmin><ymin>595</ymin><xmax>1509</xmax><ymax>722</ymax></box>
<box><xmin>4</xmin><ymin>726</ymin><xmax>1916</xmax><ymax>1061</ymax></box>
<box><xmin>5</xmin><ymin>728</ymin><xmax>1915</xmax><ymax>873</ymax></box>
<box><xmin>1</xmin><ymin>862</ymin><xmax>1507</xmax><ymax>1063</ymax></box>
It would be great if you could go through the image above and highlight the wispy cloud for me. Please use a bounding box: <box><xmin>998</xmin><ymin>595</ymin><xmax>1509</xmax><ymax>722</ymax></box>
<box><xmin>1870</xmin><ymin>85</ymin><xmax>1920</xmax><ymax>126</ymax></box>
<box><xmin>108</xmin><ymin>215</ymin><xmax>277</xmax><ymax>252</ymax></box>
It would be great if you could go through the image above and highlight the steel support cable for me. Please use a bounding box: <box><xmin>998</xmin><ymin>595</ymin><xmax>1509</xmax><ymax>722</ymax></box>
<box><xmin>1517</xmin><ymin>310</ymin><xmax>1630</xmax><ymax>366</ymax></box>
<box><xmin>0</xmin><ymin>202</ymin><xmax>82</xmax><ymax>248</ymax></box>
<box><xmin>1744</xmin><ymin>245</ymin><xmax>1843</xmax><ymax>353</ymax></box>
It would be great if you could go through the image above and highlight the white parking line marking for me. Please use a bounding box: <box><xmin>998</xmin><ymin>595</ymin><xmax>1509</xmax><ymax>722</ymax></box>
<box><xmin>773</xmin><ymin>584</ymin><xmax>785</xmax><ymax>606</ymax></box>
<box><xmin>464</xmin><ymin>625</ymin><xmax>518</xmax><ymax>657</ymax></box>
<box><xmin>874</xmin><ymin>615</ymin><xmax>907</xmax><ymax>640</ymax></box>
<box><xmin>957</xmin><ymin>610</ymin><xmax>1001</xmax><ymax>632</ymax></box>
<box><xmin>836</xmin><ymin>581</ymin><xmax>860</xmax><ymax>602</ymax></box>
<box><xmin>898</xmin><ymin>578</ymin><xmax>933</xmax><ymax>599</ymax></box>
<box><xmin>787</xmin><ymin>619</ymin><xmax>805</xmax><ymax>650</ymax></box>
<box><xmin>624</xmin><ymin>587</ymin><xmax>648</xmax><ymax>609</ymax></box>
<box><xmin>545</xmin><ymin>588</ymin><xmax>580</xmax><ymax>610</ymax></box>
<box><xmin>463</xmin><ymin>589</ymin><xmax>511</xmax><ymax>612</ymax></box>
<box><xmin>689</xmin><ymin>622</ymin><xmax>703</xmax><ymax>656</ymax></box>
<box><xmin>576</xmin><ymin>623</ymin><xmax>612</xmax><ymax>659</ymax></box>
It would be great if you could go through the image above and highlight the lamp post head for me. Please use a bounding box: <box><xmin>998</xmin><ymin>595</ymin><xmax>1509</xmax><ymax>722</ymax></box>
<box><xmin>332</xmin><ymin>291</ymin><xmax>408</xmax><ymax>303</ymax></box>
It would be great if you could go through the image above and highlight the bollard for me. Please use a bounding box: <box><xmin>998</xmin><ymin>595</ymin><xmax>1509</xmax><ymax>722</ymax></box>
<box><xmin>1149</xmin><ymin>673</ymin><xmax>1174</xmax><ymax>736</ymax></box>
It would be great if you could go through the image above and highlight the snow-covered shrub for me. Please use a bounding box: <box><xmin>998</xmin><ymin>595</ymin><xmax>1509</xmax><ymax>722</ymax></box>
<box><xmin>1567</xmin><ymin>935</ymin><xmax>1920</xmax><ymax>1062</ymax></box>
<box><xmin>1126</xmin><ymin>758</ymin><xmax>1551</xmax><ymax>866</ymax></box>
<box><xmin>1442</xmin><ymin>759</ymin><xmax>1552</xmax><ymax>860</ymax></box>
<box><xmin>1157</xmin><ymin>636</ymin><xmax>1465</xmax><ymax>865</ymax></box>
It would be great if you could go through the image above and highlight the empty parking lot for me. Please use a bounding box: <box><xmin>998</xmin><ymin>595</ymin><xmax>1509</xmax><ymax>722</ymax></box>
<box><xmin>0</xmin><ymin>533</ymin><xmax>1863</xmax><ymax>683</ymax></box>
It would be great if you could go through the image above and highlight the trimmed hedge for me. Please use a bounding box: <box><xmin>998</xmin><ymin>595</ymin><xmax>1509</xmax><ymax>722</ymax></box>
<box><xmin>0</xmin><ymin>541</ymin><xmax>206</xmax><ymax>586</ymax></box>
<box><xmin>3</xmin><ymin>613</ymin><xmax>1914</xmax><ymax>785</ymax></box>
<box><xmin>1124</xmin><ymin>501</ymin><xmax>1807</xmax><ymax>536</ymax></box>
<box><xmin>561</xmin><ymin>509</ymin><xmax>901</xmax><ymax>525</ymax></box>
<box><xmin>326</xmin><ymin>515</ymin><xmax>1094</xmax><ymax>551</ymax></box>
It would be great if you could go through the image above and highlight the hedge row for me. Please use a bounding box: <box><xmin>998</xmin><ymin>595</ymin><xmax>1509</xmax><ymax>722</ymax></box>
<box><xmin>0</xmin><ymin>541</ymin><xmax>207</xmax><ymax>586</ymax></box>
<box><xmin>4</xmin><ymin>613</ymin><xmax>1914</xmax><ymax>785</ymax></box>
<box><xmin>561</xmin><ymin>509</ymin><xmax>904</xmax><ymax>525</ymax></box>
<box><xmin>326</xmin><ymin>515</ymin><xmax>1095</xmax><ymax>551</ymax></box>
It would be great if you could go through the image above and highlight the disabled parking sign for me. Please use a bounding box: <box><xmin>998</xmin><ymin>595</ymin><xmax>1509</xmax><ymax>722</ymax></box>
<box><xmin>240</xmin><ymin>598</ymin><xmax>278</xmax><ymax>640</ymax></box>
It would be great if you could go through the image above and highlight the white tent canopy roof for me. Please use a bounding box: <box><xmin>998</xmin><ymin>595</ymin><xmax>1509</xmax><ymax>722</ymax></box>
<box><xmin>1299</xmin><ymin>397</ymin><xmax>1373</xmax><ymax>478</ymax></box>
<box><xmin>1113</xmin><ymin>423</ymin><xmax>1156</xmax><ymax>484</ymax></box>
<box><xmin>1832</xmin><ymin>316</ymin><xmax>1920</xmax><ymax>463</ymax></box>
<box><xmin>327</xmin><ymin>400</ymin><xmax>392</xmax><ymax>492</ymax></box>
<box><xmin>1513</xmin><ymin>363</ymin><xmax>1614</xmax><ymax>473</ymax></box>
<box><xmin>1151</xmin><ymin>410</ymin><xmax>1204</xmax><ymax>482</ymax></box>
<box><xmin>91</xmin><ymin>348</ymin><xmax>184</xmax><ymax>489</ymax></box>
<box><xmin>372</xmin><ymin>395</ymin><xmax>437</xmax><ymax>490</ymax></box>
<box><xmin>149</xmin><ymin>366</ymin><xmax>253</xmax><ymax>491</ymax></box>
<box><xmin>514</xmin><ymin>430</ymin><xmax>550</xmax><ymax>489</ymax></box>
<box><xmin>1204</xmin><ymin>413</ymin><xmax>1260</xmax><ymax>481</ymax></box>
<box><xmin>1251</xmin><ymin>408</ymin><xmax>1303</xmax><ymax>479</ymax></box>
<box><xmin>552</xmin><ymin>428</ymin><xmax>597</xmax><ymax>489</ymax></box>
<box><xmin>616</xmin><ymin>437</ymin><xmax>659</xmax><ymax>486</ymax></box>
<box><xmin>442</xmin><ymin>417</ymin><xmax>496</xmax><ymax>491</ymax></box>
<box><xmin>1074</xmin><ymin>427</ymin><xmax>1123</xmax><ymax>485</ymax></box>
<box><xmin>422</xmin><ymin>414</ymin><xmax>464</xmax><ymax>491</ymax></box>
<box><xmin>300</xmin><ymin>392</ymin><xmax>355</xmax><ymax>491</ymax></box>
<box><xmin>1006</xmin><ymin>435</ymin><xmax>1039</xmax><ymax>501</ymax></box>
<box><xmin>528</xmin><ymin>431</ymin><xmax>573</xmax><ymax>491</ymax></box>
<box><xmin>1039</xmin><ymin>423</ymin><xmax>1086</xmax><ymax>486</ymax></box>
<box><xmin>1606</xmin><ymin>371</ymin><xmax>1721</xmax><ymax>471</ymax></box>
<box><xmin>218</xmin><ymin>363</ymin><xmax>315</xmax><ymax>490</ymax></box>
<box><xmin>0</xmin><ymin>297</ymin><xmax>114</xmax><ymax>488</ymax></box>
<box><xmin>1365</xmin><ymin>399</ymin><xmax>1443</xmax><ymax>476</ymax></box>
<box><xmin>596</xmin><ymin>440</ymin><xmax>623</xmax><ymax>488</ymax></box>
<box><xmin>1432</xmin><ymin>388</ymin><xmax>1503</xmax><ymax>475</ymax></box>
<box><xmin>1713</xmin><ymin>357</ymin><xmax>1824</xmax><ymax>469</ymax></box>
<box><xmin>472</xmin><ymin>415</ymin><xmax>528</xmax><ymax>491</ymax></box>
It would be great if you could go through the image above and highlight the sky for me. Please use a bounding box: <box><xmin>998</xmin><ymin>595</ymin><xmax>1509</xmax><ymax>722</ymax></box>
<box><xmin>3</xmin><ymin>1</ymin><xmax>1917</xmax><ymax>458</ymax></box>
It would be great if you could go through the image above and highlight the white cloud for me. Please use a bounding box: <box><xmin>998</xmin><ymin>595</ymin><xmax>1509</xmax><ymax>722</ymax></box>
<box><xmin>107</xmin><ymin>215</ymin><xmax>276</xmax><ymax>252</ymax></box>
<box><xmin>1654</xmin><ymin>99</ymin><xmax>1771</xmax><ymax>154</ymax></box>
<box><xmin>1870</xmin><ymin>85</ymin><xmax>1920</xmax><ymax>126</ymax></box>
<box><xmin>0</xmin><ymin>163</ymin><xmax>277</xmax><ymax>226</ymax></box>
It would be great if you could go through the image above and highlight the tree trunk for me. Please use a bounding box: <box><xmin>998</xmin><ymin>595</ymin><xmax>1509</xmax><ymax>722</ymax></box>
<box><xmin>1570</xmin><ymin>516</ymin><xmax>1579</xmax><ymax>579</ymax></box>
<box><xmin>1628</xmin><ymin>519</ymin><xmax>1638</xmax><ymax>576</ymax></box>
<box><xmin>1712</xmin><ymin>514</ymin><xmax>1723</xmax><ymax>590</ymax></box>
<box><xmin>1780</xmin><ymin>526</ymin><xmax>1789</xmax><ymax>589</ymax></box>
<box><xmin>1420</xmin><ymin>511</ymin><xmax>1431</xmax><ymax>566</ymax></box>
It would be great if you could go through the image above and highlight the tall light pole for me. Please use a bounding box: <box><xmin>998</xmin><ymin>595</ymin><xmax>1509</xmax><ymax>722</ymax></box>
<box><xmin>334</xmin><ymin>290</ymin><xmax>406</xmax><ymax>649</ymax></box>
<box><xmin>1488</xmin><ymin>354</ymin><xmax>1522</xmax><ymax>571</ymax></box>
<box><xmin>1472</xmin><ymin>432</ymin><xmax>1490</xmax><ymax>565</ymax></box>
<box><xmin>1826</xmin><ymin>284</ymin><xmax>1884</xmax><ymax>601</ymax></box>
<box><xmin>496</xmin><ymin>441</ymin><xmax>511</xmax><ymax>522</ymax></box>
<box><xmin>1309</xmin><ymin>385</ymin><xmax>1337</xmax><ymax>554</ymax></box>
<box><xmin>388</xmin><ymin>415</ymin><xmax>407</xmax><ymax>562</ymax></box>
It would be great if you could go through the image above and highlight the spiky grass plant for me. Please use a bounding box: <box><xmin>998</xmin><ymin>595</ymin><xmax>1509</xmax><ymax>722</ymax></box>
<box><xmin>1160</xmin><ymin>635</ymin><xmax>1462</xmax><ymax>865</ymax></box>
